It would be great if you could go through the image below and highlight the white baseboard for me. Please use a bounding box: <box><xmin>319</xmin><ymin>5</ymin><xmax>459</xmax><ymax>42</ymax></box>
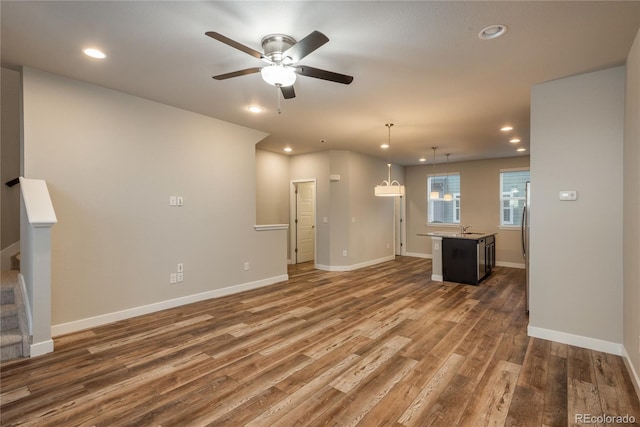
<box><xmin>528</xmin><ymin>325</ymin><xmax>623</xmax><ymax>356</ymax></box>
<box><xmin>1</xmin><ymin>240</ymin><xmax>20</xmax><ymax>270</ymax></box>
<box><xmin>30</xmin><ymin>339</ymin><xmax>54</xmax><ymax>357</ymax></box>
<box><xmin>315</xmin><ymin>255</ymin><xmax>396</xmax><ymax>272</ymax></box>
<box><xmin>51</xmin><ymin>274</ymin><xmax>288</xmax><ymax>337</ymax></box>
<box><xmin>496</xmin><ymin>261</ymin><xmax>525</xmax><ymax>269</ymax></box>
<box><xmin>622</xmin><ymin>346</ymin><xmax>640</xmax><ymax>401</ymax></box>
<box><xmin>405</xmin><ymin>252</ymin><xmax>431</xmax><ymax>259</ymax></box>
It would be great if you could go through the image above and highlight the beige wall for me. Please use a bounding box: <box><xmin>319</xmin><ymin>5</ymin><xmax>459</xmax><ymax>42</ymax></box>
<box><xmin>623</xmin><ymin>29</ymin><xmax>640</xmax><ymax>389</ymax></box>
<box><xmin>530</xmin><ymin>66</ymin><xmax>625</xmax><ymax>351</ymax></box>
<box><xmin>1</xmin><ymin>68</ymin><xmax>21</xmax><ymax>255</ymax></box>
<box><xmin>22</xmin><ymin>68</ymin><xmax>287</xmax><ymax>330</ymax></box>
<box><xmin>255</xmin><ymin>149</ymin><xmax>289</xmax><ymax>225</ymax></box>
<box><xmin>405</xmin><ymin>156</ymin><xmax>530</xmax><ymax>266</ymax></box>
<box><xmin>285</xmin><ymin>150</ymin><xmax>397</xmax><ymax>270</ymax></box>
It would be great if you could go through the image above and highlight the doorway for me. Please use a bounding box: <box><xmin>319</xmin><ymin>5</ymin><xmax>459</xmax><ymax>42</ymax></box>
<box><xmin>290</xmin><ymin>180</ymin><xmax>316</xmax><ymax>264</ymax></box>
<box><xmin>394</xmin><ymin>194</ymin><xmax>406</xmax><ymax>256</ymax></box>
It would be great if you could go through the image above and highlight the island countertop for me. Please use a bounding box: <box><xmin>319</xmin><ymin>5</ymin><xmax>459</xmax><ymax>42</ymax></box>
<box><xmin>418</xmin><ymin>231</ymin><xmax>496</xmax><ymax>240</ymax></box>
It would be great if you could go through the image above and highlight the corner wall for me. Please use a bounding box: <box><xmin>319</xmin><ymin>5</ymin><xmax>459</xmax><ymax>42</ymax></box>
<box><xmin>1</xmin><ymin>68</ymin><xmax>22</xmax><ymax>264</ymax></box>
<box><xmin>22</xmin><ymin>68</ymin><xmax>287</xmax><ymax>333</ymax></box>
<box><xmin>529</xmin><ymin>66</ymin><xmax>625</xmax><ymax>353</ymax></box>
<box><xmin>623</xmin><ymin>28</ymin><xmax>640</xmax><ymax>393</ymax></box>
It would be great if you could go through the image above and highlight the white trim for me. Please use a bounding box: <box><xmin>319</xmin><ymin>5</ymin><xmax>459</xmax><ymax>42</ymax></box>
<box><xmin>405</xmin><ymin>252</ymin><xmax>431</xmax><ymax>259</ymax></box>
<box><xmin>1</xmin><ymin>240</ymin><xmax>20</xmax><ymax>270</ymax></box>
<box><xmin>51</xmin><ymin>274</ymin><xmax>288</xmax><ymax>337</ymax></box>
<box><xmin>622</xmin><ymin>346</ymin><xmax>640</xmax><ymax>400</ymax></box>
<box><xmin>30</xmin><ymin>339</ymin><xmax>54</xmax><ymax>357</ymax></box>
<box><xmin>496</xmin><ymin>261</ymin><xmax>525</xmax><ymax>269</ymax></box>
<box><xmin>315</xmin><ymin>255</ymin><xmax>395</xmax><ymax>272</ymax></box>
<box><xmin>431</xmin><ymin>274</ymin><xmax>443</xmax><ymax>282</ymax></box>
<box><xmin>528</xmin><ymin>325</ymin><xmax>623</xmax><ymax>356</ymax></box>
<box><xmin>254</xmin><ymin>224</ymin><xmax>288</xmax><ymax>231</ymax></box>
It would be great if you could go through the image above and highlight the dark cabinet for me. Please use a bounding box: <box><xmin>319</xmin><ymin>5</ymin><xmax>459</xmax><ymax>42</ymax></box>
<box><xmin>442</xmin><ymin>235</ymin><xmax>495</xmax><ymax>285</ymax></box>
<box><xmin>485</xmin><ymin>235</ymin><xmax>496</xmax><ymax>274</ymax></box>
<box><xmin>442</xmin><ymin>238</ymin><xmax>480</xmax><ymax>285</ymax></box>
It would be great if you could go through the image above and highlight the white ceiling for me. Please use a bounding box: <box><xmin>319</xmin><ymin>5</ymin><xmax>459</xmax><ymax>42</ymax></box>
<box><xmin>2</xmin><ymin>1</ymin><xmax>639</xmax><ymax>165</ymax></box>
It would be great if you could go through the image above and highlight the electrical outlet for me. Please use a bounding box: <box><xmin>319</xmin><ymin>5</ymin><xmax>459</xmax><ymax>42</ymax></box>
<box><xmin>244</xmin><ymin>262</ymin><xmax>250</xmax><ymax>271</ymax></box>
<box><xmin>342</xmin><ymin>250</ymin><xmax>347</xmax><ymax>257</ymax></box>
<box><xmin>177</xmin><ymin>196</ymin><xmax>184</xmax><ymax>206</ymax></box>
<box><xmin>177</xmin><ymin>272</ymin><xmax>184</xmax><ymax>282</ymax></box>
<box><xmin>170</xmin><ymin>273</ymin><xmax>177</xmax><ymax>284</ymax></box>
<box><xmin>169</xmin><ymin>196</ymin><xmax>177</xmax><ymax>206</ymax></box>
<box><xmin>177</xmin><ymin>263</ymin><xmax>184</xmax><ymax>273</ymax></box>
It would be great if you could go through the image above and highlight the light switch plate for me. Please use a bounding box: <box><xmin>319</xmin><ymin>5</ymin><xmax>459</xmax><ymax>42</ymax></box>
<box><xmin>559</xmin><ymin>190</ymin><xmax>577</xmax><ymax>201</ymax></box>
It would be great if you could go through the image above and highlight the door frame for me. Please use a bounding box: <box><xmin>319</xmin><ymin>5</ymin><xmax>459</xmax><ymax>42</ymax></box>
<box><xmin>395</xmin><ymin>194</ymin><xmax>407</xmax><ymax>256</ymax></box>
<box><xmin>289</xmin><ymin>179</ymin><xmax>317</xmax><ymax>264</ymax></box>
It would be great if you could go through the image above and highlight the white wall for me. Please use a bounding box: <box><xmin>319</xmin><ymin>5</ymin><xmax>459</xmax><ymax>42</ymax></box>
<box><xmin>405</xmin><ymin>156</ymin><xmax>530</xmax><ymax>266</ymax></box>
<box><xmin>529</xmin><ymin>66</ymin><xmax>625</xmax><ymax>353</ymax></box>
<box><xmin>22</xmin><ymin>68</ymin><xmax>287</xmax><ymax>333</ymax></box>
<box><xmin>623</xmin><ymin>29</ymin><xmax>640</xmax><ymax>391</ymax></box>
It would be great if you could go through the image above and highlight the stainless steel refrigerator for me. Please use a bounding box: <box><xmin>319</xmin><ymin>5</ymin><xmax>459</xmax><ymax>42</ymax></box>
<box><xmin>521</xmin><ymin>181</ymin><xmax>530</xmax><ymax>314</ymax></box>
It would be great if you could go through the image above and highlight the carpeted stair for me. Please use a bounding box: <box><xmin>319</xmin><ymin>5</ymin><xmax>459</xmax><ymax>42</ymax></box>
<box><xmin>1</xmin><ymin>269</ymin><xmax>30</xmax><ymax>362</ymax></box>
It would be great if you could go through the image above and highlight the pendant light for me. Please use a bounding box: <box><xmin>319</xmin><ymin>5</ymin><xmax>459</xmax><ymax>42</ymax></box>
<box><xmin>430</xmin><ymin>147</ymin><xmax>440</xmax><ymax>200</ymax></box>
<box><xmin>374</xmin><ymin>123</ymin><xmax>405</xmax><ymax>197</ymax></box>
<box><xmin>443</xmin><ymin>153</ymin><xmax>453</xmax><ymax>201</ymax></box>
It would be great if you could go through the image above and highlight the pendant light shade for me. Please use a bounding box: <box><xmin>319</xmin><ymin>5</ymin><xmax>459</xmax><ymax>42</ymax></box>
<box><xmin>375</xmin><ymin>123</ymin><xmax>405</xmax><ymax>197</ymax></box>
<box><xmin>430</xmin><ymin>147</ymin><xmax>440</xmax><ymax>200</ymax></box>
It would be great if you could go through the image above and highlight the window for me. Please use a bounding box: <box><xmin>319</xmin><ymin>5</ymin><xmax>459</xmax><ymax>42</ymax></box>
<box><xmin>428</xmin><ymin>174</ymin><xmax>460</xmax><ymax>224</ymax></box>
<box><xmin>500</xmin><ymin>169</ymin><xmax>529</xmax><ymax>226</ymax></box>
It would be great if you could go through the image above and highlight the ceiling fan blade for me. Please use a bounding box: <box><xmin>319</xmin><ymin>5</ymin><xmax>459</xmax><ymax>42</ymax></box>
<box><xmin>295</xmin><ymin>65</ymin><xmax>354</xmax><ymax>85</ymax></box>
<box><xmin>213</xmin><ymin>67</ymin><xmax>262</xmax><ymax>80</ymax></box>
<box><xmin>283</xmin><ymin>31</ymin><xmax>329</xmax><ymax>63</ymax></box>
<box><xmin>206</xmin><ymin>31</ymin><xmax>263</xmax><ymax>59</ymax></box>
<box><xmin>280</xmin><ymin>85</ymin><xmax>296</xmax><ymax>99</ymax></box>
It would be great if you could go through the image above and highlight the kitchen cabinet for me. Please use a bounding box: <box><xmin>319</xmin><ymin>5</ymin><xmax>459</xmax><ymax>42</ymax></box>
<box><xmin>440</xmin><ymin>234</ymin><xmax>496</xmax><ymax>285</ymax></box>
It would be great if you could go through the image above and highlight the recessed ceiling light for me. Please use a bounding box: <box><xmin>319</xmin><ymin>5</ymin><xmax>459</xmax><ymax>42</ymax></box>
<box><xmin>247</xmin><ymin>105</ymin><xmax>263</xmax><ymax>113</ymax></box>
<box><xmin>83</xmin><ymin>48</ymin><xmax>106</xmax><ymax>59</ymax></box>
<box><xmin>517</xmin><ymin>147</ymin><xmax>527</xmax><ymax>152</ymax></box>
<box><xmin>510</xmin><ymin>138</ymin><xmax>521</xmax><ymax>144</ymax></box>
<box><xmin>479</xmin><ymin>25</ymin><xmax>508</xmax><ymax>40</ymax></box>
<box><xmin>501</xmin><ymin>126</ymin><xmax>514</xmax><ymax>132</ymax></box>
<box><xmin>284</xmin><ymin>147</ymin><xmax>292</xmax><ymax>153</ymax></box>
<box><xmin>419</xmin><ymin>157</ymin><xmax>427</xmax><ymax>162</ymax></box>
<box><xmin>380</xmin><ymin>143</ymin><xmax>389</xmax><ymax>149</ymax></box>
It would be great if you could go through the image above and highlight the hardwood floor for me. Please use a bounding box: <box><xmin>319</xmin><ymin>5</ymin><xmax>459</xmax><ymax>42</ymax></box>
<box><xmin>1</xmin><ymin>257</ymin><xmax>639</xmax><ymax>426</ymax></box>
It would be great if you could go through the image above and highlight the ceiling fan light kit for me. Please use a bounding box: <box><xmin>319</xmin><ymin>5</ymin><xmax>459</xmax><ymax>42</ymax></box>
<box><xmin>261</xmin><ymin>64</ymin><xmax>296</xmax><ymax>87</ymax></box>
<box><xmin>206</xmin><ymin>30</ymin><xmax>353</xmax><ymax>101</ymax></box>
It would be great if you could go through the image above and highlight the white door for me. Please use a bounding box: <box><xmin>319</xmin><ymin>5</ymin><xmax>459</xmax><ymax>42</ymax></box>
<box><xmin>296</xmin><ymin>181</ymin><xmax>315</xmax><ymax>263</ymax></box>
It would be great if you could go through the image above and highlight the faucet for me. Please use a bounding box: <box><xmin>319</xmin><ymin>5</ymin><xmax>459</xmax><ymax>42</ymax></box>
<box><xmin>460</xmin><ymin>225</ymin><xmax>471</xmax><ymax>233</ymax></box>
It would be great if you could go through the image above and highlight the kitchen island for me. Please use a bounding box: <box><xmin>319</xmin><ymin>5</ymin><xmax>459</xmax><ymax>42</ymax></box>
<box><xmin>420</xmin><ymin>231</ymin><xmax>496</xmax><ymax>285</ymax></box>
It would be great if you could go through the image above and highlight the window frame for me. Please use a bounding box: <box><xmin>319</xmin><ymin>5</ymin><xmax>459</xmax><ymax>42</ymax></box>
<box><xmin>499</xmin><ymin>168</ymin><xmax>529</xmax><ymax>228</ymax></box>
<box><xmin>427</xmin><ymin>173</ymin><xmax>461</xmax><ymax>225</ymax></box>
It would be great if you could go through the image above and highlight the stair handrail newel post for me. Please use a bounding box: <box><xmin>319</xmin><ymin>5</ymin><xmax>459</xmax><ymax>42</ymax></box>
<box><xmin>19</xmin><ymin>177</ymin><xmax>57</xmax><ymax>357</ymax></box>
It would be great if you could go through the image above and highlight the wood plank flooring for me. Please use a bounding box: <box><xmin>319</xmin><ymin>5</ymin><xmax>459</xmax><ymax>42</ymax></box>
<box><xmin>1</xmin><ymin>257</ymin><xmax>639</xmax><ymax>426</ymax></box>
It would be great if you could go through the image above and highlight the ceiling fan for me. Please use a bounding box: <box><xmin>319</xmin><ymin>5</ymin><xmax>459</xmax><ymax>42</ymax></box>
<box><xmin>205</xmin><ymin>30</ymin><xmax>353</xmax><ymax>99</ymax></box>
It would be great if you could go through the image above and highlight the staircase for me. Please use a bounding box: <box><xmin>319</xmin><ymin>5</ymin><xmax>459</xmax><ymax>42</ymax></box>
<box><xmin>1</xmin><ymin>269</ymin><xmax>30</xmax><ymax>362</ymax></box>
